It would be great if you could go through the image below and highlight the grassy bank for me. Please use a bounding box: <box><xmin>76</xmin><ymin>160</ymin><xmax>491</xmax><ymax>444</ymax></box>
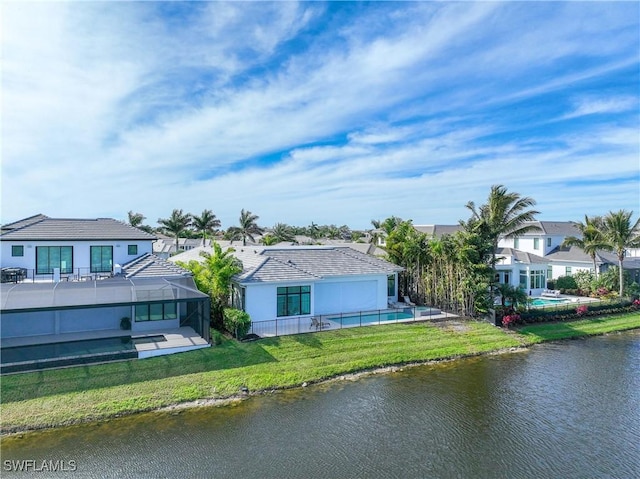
<box><xmin>2</xmin><ymin>313</ymin><xmax>639</xmax><ymax>434</ymax></box>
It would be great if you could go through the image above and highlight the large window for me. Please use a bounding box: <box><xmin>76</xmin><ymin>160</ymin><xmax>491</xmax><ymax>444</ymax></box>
<box><xmin>90</xmin><ymin>246</ymin><xmax>113</xmax><ymax>273</ymax></box>
<box><xmin>135</xmin><ymin>302</ymin><xmax>178</xmax><ymax>322</ymax></box>
<box><xmin>36</xmin><ymin>246</ymin><xmax>73</xmax><ymax>274</ymax></box>
<box><xmin>531</xmin><ymin>270</ymin><xmax>545</xmax><ymax>289</ymax></box>
<box><xmin>11</xmin><ymin>245</ymin><xmax>24</xmax><ymax>257</ymax></box>
<box><xmin>519</xmin><ymin>271</ymin><xmax>528</xmax><ymax>289</ymax></box>
<box><xmin>128</xmin><ymin>245</ymin><xmax>138</xmax><ymax>255</ymax></box>
<box><xmin>533</xmin><ymin>238</ymin><xmax>540</xmax><ymax>250</ymax></box>
<box><xmin>277</xmin><ymin>286</ymin><xmax>311</xmax><ymax>317</ymax></box>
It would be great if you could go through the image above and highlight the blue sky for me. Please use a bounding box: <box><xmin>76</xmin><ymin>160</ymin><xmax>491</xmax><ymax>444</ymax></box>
<box><xmin>2</xmin><ymin>1</ymin><xmax>639</xmax><ymax>230</ymax></box>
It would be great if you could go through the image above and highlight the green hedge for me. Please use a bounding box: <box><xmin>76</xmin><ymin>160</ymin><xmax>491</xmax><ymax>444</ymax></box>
<box><xmin>222</xmin><ymin>308</ymin><xmax>252</xmax><ymax>339</ymax></box>
<box><xmin>518</xmin><ymin>300</ymin><xmax>634</xmax><ymax>324</ymax></box>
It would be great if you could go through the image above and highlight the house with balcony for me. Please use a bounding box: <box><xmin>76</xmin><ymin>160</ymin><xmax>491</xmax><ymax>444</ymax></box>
<box><xmin>0</xmin><ymin>215</ymin><xmax>210</xmax><ymax>372</ymax></box>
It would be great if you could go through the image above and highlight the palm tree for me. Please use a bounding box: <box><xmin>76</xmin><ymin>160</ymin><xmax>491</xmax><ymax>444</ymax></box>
<box><xmin>177</xmin><ymin>242</ymin><xmax>242</xmax><ymax>328</ymax></box>
<box><xmin>466</xmin><ymin>185</ymin><xmax>540</xmax><ymax>293</ymax></box>
<box><xmin>272</xmin><ymin>223</ymin><xmax>295</xmax><ymax>243</ymax></box>
<box><xmin>562</xmin><ymin>215</ymin><xmax>609</xmax><ymax>280</ymax></box>
<box><xmin>601</xmin><ymin>210</ymin><xmax>640</xmax><ymax>297</ymax></box>
<box><xmin>127</xmin><ymin>211</ymin><xmax>146</xmax><ymax>228</ymax></box>
<box><xmin>192</xmin><ymin>209</ymin><xmax>221</xmax><ymax>245</ymax></box>
<box><xmin>229</xmin><ymin>209</ymin><xmax>264</xmax><ymax>246</ymax></box>
<box><xmin>157</xmin><ymin>209</ymin><xmax>192</xmax><ymax>254</ymax></box>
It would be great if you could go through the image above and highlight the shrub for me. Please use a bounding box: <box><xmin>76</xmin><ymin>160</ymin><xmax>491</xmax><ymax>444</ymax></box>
<box><xmin>573</xmin><ymin>270</ymin><xmax>595</xmax><ymax>294</ymax></box>
<box><xmin>632</xmin><ymin>299</ymin><xmax>640</xmax><ymax>310</ymax></box>
<box><xmin>576</xmin><ymin>305</ymin><xmax>589</xmax><ymax>317</ymax></box>
<box><xmin>555</xmin><ymin>275</ymin><xmax>578</xmax><ymax>291</ymax></box>
<box><xmin>223</xmin><ymin>308</ymin><xmax>252</xmax><ymax>339</ymax></box>
<box><xmin>211</xmin><ymin>329</ymin><xmax>223</xmax><ymax>345</ymax></box>
<box><xmin>502</xmin><ymin>313</ymin><xmax>521</xmax><ymax>328</ymax></box>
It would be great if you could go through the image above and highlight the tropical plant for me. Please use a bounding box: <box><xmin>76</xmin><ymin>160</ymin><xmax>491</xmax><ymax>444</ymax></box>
<box><xmin>562</xmin><ymin>215</ymin><xmax>609</xmax><ymax>280</ymax></box>
<box><xmin>192</xmin><ymin>209</ymin><xmax>221</xmax><ymax>245</ymax></box>
<box><xmin>260</xmin><ymin>234</ymin><xmax>279</xmax><ymax>246</ymax></box>
<box><xmin>127</xmin><ymin>211</ymin><xmax>146</xmax><ymax>228</ymax></box>
<box><xmin>227</xmin><ymin>209</ymin><xmax>264</xmax><ymax>246</ymax></box>
<box><xmin>223</xmin><ymin>308</ymin><xmax>251</xmax><ymax>339</ymax></box>
<box><xmin>177</xmin><ymin>242</ymin><xmax>243</xmax><ymax>328</ymax></box>
<box><xmin>601</xmin><ymin>210</ymin><xmax>640</xmax><ymax>297</ymax></box>
<box><xmin>465</xmin><ymin>185</ymin><xmax>540</xmax><ymax>293</ymax></box>
<box><xmin>271</xmin><ymin>223</ymin><xmax>295</xmax><ymax>243</ymax></box>
<box><xmin>496</xmin><ymin>283</ymin><xmax>528</xmax><ymax>309</ymax></box>
<box><xmin>555</xmin><ymin>275</ymin><xmax>578</xmax><ymax>291</ymax></box>
<box><xmin>157</xmin><ymin>209</ymin><xmax>192</xmax><ymax>254</ymax></box>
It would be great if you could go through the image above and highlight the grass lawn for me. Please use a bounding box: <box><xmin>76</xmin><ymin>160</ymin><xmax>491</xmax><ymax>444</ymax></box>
<box><xmin>1</xmin><ymin>313</ymin><xmax>639</xmax><ymax>434</ymax></box>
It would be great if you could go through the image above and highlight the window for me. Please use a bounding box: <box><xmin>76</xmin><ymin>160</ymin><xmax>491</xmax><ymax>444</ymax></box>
<box><xmin>90</xmin><ymin>246</ymin><xmax>113</xmax><ymax>273</ymax></box>
<box><xmin>387</xmin><ymin>275</ymin><xmax>396</xmax><ymax>297</ymax></box>
<box><xmin>533</xmin><ymin>238</ymin><xmax>540</xmax><ymax>250</ymax></box>
<box><xmin>277</xmin><ymin>286</ymin><xmax>311</xmax><ymax>317</ymax></box>
<box><xmin>566</xmin><ymin>266</ymin><xmax>572</xmax><ymax>276</ymax></box>
<box><xmin>547</xmin><ymin>238</ymin><xmax>552</xmax><ymax>247</ymax></box>
<box><xmin>547</xmin><ymin>266</ymin><xmax>553</xmax><ymax>281</ymax></box>
<box><xmin>135</xmin><ymin>302</ymin><xmax>178</xmax><ymax>322</ymax></box>
<box><xmin>514</xmin><ymin>238</ymin><xmax>519</xmax><ymax>249</ymax></box>
<box><xmin>36</xmin><ymin>246</ymin><xmax>73</xmax><ymax>274</ymax></box>
<box><xmin>127</xmin><ymin>245</ymin><xmax>138</xmax><ymax>255</ymax></box>
<box><xmin>11</xmin><ymin>245</ymin><xmax>24</xmax><ymax>257</ymax></box>
<box><xmin>531</xmin><ymin>270</ymin><xmax>545</xmax><ymax>289</ymax></box>
<box><xmin>519</xmin><ymin>271</ymin><xmax>528</xmax><ymax>289</ymax></box>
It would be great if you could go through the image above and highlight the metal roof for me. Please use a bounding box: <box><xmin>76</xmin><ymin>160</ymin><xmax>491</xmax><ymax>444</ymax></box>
<box><xmin>0</xmin><ymin>216</ymin><xmax>156</xmax><ymax>241</ymax></box>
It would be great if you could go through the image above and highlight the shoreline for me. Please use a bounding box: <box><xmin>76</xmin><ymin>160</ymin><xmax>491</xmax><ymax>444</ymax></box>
<box><xmin>2</xmin><ymin>316</ymin><xmax>639</xmax><ymax>437</ymax></box>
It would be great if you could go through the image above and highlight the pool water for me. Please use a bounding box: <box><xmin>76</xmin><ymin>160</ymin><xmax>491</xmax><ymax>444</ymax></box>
<box><xmin>333</xmin><ymin>311</ymin><xmax>414</xmax><ymax>326</ymax></box>
<box><xmin>530</xmin><ymin>298</ymin><xmax>570</xmax><ymax>307</ymax></box>
<box><xmin>1</xmin><ymin>335</ymin><xmax>166</xmax><ymax>366</ymax></box>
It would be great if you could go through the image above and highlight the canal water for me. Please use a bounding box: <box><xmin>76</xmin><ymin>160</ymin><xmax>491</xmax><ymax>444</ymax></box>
<box><xmin>2</xmin><ymin>331</ymin><xmax>639</xmax><ymax>478</ymax></box>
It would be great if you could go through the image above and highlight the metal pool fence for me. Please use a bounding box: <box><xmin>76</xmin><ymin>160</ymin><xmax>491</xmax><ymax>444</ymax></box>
<box><xmin>248</xmin><ymin>306</ymin><xmax>455</xmax><ymax>338</ymax></box>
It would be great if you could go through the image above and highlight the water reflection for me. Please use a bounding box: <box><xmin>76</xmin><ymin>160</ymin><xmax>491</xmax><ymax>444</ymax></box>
<box><xmin>3</xmin><ymin>331</ymin><xmax>639</xmax><ymax>479</ymax></box>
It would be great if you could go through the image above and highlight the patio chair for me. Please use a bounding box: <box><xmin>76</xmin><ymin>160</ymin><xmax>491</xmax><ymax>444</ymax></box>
<box><xmin>310</xmin><ymin>317</ymin><xmax>331</xmax><ymax>330</ymax></box>
<box><xmin>403</xmin><ymin>296</ymin><xmax>416</xmax><ymax>306</ymax></box>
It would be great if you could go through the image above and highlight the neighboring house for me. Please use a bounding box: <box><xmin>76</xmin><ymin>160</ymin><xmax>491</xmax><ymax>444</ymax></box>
<box><xmin>0</xmin><ymin>215</ymin><xmax>210</xmax><ymax>364</ymax></box>
<box><xmin>1</xmin><ymin>214</ymin><xmax>156</xmax><ymax>280</ymax></box>
<box><xmin>153</xmin><ymin>236</ymin><xmax>217</xmax><ymax>259</ymax></box>
<box><xmin>170</xmin><ymin>245</ymin><xmax>403</xmax><ymax>324</ymax></box>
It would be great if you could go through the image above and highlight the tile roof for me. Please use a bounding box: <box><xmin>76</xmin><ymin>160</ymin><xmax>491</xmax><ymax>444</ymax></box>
<box><xmin>121</xmin><ymin>253</ymin><xmax>192</xmax><ymax>278</ymax></box>
<box><xmin>170</xmin><ymin>244</ymin><xmax>403</xmax><ymax>284</ymax></box>
<box><xmin>0</xmin><ymin>215</ymin><xmax>156</xmax><ymax>241</ymax></box>
<box><xmin>413</xmin><ymin>225</ymin><xmax>463</xmax><ymax>238</ymax></box>
<box><xmin>497</xmin><ymin>248</ymin><xmax>549</xmax><ymax>264</ymax></box>
<box><xmin>544</xmin><ymin>245</ymin><xmax>617</xmax><ymax>265</ymax></box>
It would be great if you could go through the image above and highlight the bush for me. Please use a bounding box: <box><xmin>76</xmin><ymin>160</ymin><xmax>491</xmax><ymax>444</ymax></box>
<box><xmin>576</xmin><ymin>305</ymin><xmax>589</xmax><ymax>316</ymax></box>
<box><xmin>502</xmin><ymin>313</ymin><xmax>521</xmax><ymax>328</ymax></box>
<box><xmin>223</xmin><ymin>308</ymin><xmax>252</xmax><ymax>339</ymax></box>
<box><xmin>210</xmin><ymin>329</ymin><xmax>223</xmax><ymax>345</ymax></box>
<box><xmin>573</xmin><ymin>270</ymin><xmax>595</xmax><ymax>293</ymax></box>
<box><xmin>555</xmin><ymin>275</ymin><xmax>578</xmax><ymax>291</ymax></box>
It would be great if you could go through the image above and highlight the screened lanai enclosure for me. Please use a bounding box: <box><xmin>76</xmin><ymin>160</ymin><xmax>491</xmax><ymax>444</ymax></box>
<box><xmin>0</xmin><ymin>277</ymin><xmax>210</xmax><ymax>343</ymax></box>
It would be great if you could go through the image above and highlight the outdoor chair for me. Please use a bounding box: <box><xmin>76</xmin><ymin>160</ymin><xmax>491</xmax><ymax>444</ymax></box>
<box><xmin>310</xmin><ymin>317</ymin><xmax>331</xmax><ymax>330</ymax></box>
<box><xmin>403</xmin><ymin>296</ymin><xmax>416</xmax><ymax>306</ymax></box>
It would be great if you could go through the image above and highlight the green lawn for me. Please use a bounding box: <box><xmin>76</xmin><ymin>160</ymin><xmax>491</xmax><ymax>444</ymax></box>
<box><xmin>1</xmin><ymin>313</ymin><xmax>639</xmax><ymax>434</ymax></box>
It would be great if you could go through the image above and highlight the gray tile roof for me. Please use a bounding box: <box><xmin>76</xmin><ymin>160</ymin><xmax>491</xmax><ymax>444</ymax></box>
<box><xmin>0</xmin><ymin>216</ymin><xmax>156</xmax><ymax>241</ymax></box>
<box><xmin>414</xmin><ymin>225</ymin><xmax>463</xmax><ymax>238</ymax></box>
<box><xmin>237</xmin><ymin>246</ymin><xmax>403</xmax><ymax>284</ymax></box>
<box><xmin>497</xmin><ymin>248</ymin><xmax>549</xmax><ymax>264</ymax></box>
<box><xmin>121</xmin><ymin>253</ymin><xmax>192</xmax><ymax>278</ymax></box>
<box><xmin>544</xmin><ymin>245</ymin><xmax>617</xmax><ymax>265</ymax></box>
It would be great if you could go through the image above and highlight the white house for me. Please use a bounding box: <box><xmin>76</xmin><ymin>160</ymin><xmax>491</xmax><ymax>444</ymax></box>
<box><xmin>170</xmin><ymin>244</ymin><xmax>403</xmax><ymax>324</ymax></box>
<box><xmin>1</xmin><ymin>215</ymin><xmax>211</xmax><ymax>372</ymax></box>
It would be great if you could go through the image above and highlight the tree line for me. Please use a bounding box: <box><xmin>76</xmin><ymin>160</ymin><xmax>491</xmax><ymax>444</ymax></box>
<box><xmin>382</xmin><ymin>185</ymin><xmax>639</xmax><ymax>317</ymax></box>
<box><xmin>127</xmin><ymin>209</ymin><xmax>370</xmax><ymax>251</ymax></box>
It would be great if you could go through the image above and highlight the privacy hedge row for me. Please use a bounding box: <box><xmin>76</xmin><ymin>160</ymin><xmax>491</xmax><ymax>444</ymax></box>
<box><xmin>517</xmin><ymin>300</ymin><xmax>634</xmax><ymax>324</ymax></box>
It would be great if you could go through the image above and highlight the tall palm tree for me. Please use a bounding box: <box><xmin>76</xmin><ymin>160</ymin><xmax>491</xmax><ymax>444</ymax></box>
<box><xmin>466</xmin><ymin>185</ymin><xmax>540</xmax><ymax>293</ymax></box>
<box><xmin>157</xmin><ymin>209</ymin><xmax>192</xmax><ymax>254</ymax></box>
<box><xmin>192</xmin><ymin>209</ymin><xmax>221</xmax><ymax>245</ymax></box>
<box><xmin>228</xmin><ymin>209</ymin><xmax>264</xmax><ymax>246</ymax></box>
<box><xmin>562</xmin><ymin>215</ymin><xmax>609</xmax><ymax>280</ymax></box>
<box><xmin>601</xmin><ymin>210</ymin><xmax>640</xmax><ymax>297</ymax></box>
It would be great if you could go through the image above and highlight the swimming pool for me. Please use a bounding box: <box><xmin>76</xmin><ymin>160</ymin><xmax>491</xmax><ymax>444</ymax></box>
<box><xmin>530</xmin><ymin>298</ymin><xmax>571</xmax><ymax>307</ymax></box>
<box><xmin>331</xmin><ymin>311</ymin><xmax>414</xmax><ymax>326</ymax></box>
<box><xmin>1</xmin><ymin>335</ymin><xmax>166</xmax><ymax>373</ymax></box>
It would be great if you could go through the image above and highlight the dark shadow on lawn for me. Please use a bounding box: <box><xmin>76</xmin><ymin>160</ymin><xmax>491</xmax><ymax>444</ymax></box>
<box><xmin>290</xmin><ymin>332</ymin><xmax>324</xmax><ymax>349</ymax></box>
